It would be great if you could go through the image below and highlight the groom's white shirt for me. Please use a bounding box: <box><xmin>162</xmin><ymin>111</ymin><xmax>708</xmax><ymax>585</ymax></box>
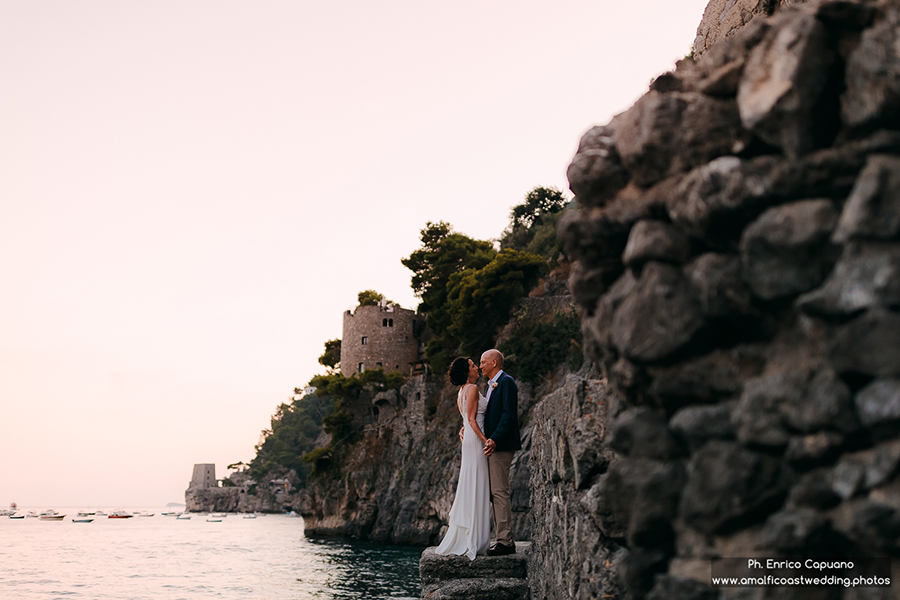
<box><xmin>485</xmin><ymin>369</ymin><xmax>505</xmax><ymax>403</ymax></box>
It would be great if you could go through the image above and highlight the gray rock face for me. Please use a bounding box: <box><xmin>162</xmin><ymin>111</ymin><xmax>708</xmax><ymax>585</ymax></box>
<box><xmin>855</xmin><ymin>378</ymin><xmax>900</xmax><ymax>427</ymax></box>
<box><xmin>530</xmin><ymin>375</ymin><xmax>624</xmax><ymax>600</ymax></box>
<box><xmin>843</xmin><ymin>7</ymin><xmax>900</xmax><ymax>130</ymax></box>
<box><xmin>611</xmin><ymin>92</ymin><xmax>747</xmax><ymax>187</ymax></box>
<box><xmin>739</xmin><ymin>199</ymin><xmax>839</xmax><ymax>299</ymax></box>
<box><xmin>797</xmin><ymin>242</ymin><xmax>900</xmax><ymax>316</ymax></box>
<box><xmin>833</xmin><ymin>154</ymin><xmax>900</xmax><ymax>243</ymax></box>
<box><xmin>622</xmin><ymin>220</ymin><xmax>691</xmax><ymax>267</ymax></box>
<box><xmin>692</xmin><ymin>0</ymin><xmax>807</xmax><ymax>59</ymax></box>
<box><xmin>680</xmin><ymin>441</ymin><xmax>789</xmax><ymax>534</ymax></box>
<box><xmin>831</xmin><ymin>309</ymin><xmax>900</xmax><ymax>377</ymax></box>
<box><xmin>737</xmin><ymin>10</ymin><xmax>836</xmax><ymax>157</ymax></box>
<box><xmin>610</xmin><ymin>262</ymin><xmax>705</xmax><ymax>362</ymax></box>
<box><xmin>567</xmin><ymin>125</ymin><xmax>630</xmax><ymax>208</ymax></box>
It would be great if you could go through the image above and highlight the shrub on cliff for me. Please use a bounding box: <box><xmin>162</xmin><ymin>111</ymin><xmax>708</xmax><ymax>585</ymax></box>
<box><xmin>500</xmin><ymin>186</ymin><xmax>571</xmax><ymax>265</ymax></box>
<box><xmin>499</xmin><ymin>311</ymin><xmax>583</xmax><ymax>384</ymax></box>
<box><xmin>447</xmin><ymin>249</ymin><xmax>548</xmax><ymax>356</ymax></box>
<box><xmin>248</xmin><ymin>391</ymin><xmax>335</xmax><ymax>485</ymax></box>
<box><xmin>318</xmin><ymin>338</ymin><xmax>341</xmax><ymax>371</ymax></box>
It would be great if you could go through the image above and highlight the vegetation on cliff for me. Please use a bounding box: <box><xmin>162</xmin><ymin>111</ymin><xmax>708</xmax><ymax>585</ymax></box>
<box><xmin>248</xmin><ymin>391</ymin><xmax>334</xmax><ymax>485</ymax></box>
<box><xmin>240</xmin><ymin>185</ymin><xmax>580</xmax><ymax>488</ymax></box>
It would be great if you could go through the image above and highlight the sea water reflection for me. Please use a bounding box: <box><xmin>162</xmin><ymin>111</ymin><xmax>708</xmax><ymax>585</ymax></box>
<box><xmin>0</xmin><ymin>511</ymin><xmax>421</xmax><ymax>600</ymax></box>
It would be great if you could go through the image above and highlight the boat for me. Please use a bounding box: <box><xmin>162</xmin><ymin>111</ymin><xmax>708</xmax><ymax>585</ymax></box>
<box><xmin>72</xmin><ymin>518</ymin><xmax>94</xmax><ymax>523</ymax></box>
<box><xmin>9</xmin><ymin>514</ymin><xmax>24</xmax><ymax>520</ymax></box>
<box><xmin>25</xmin><ymin>511</ymin><xmax>38</xmax><ymax>518</ymax></box>
<box><xmin>176</xmin><ymin>513</ymin><xmax>192</xmax><ymax>520</ymax></box>
<box><xmin>95</xmin><ymin>511</ymin><xmax>107</xmax><ymax>517</ymax></box>
<box><xmin>206</xmin><ymin>517</ymin><xmax>222</xmax><ymax>522</ymax></box>
<box><xmin>108</xmin><ymin>511</ymin><xmax>133</xmax><ymax>519</ymax></box>
<box><xmin>40</xmin><ymin>514</ymin><xmax>65</xmax><ymax>521</ymax></box>
<box><xmin>211</xmin><ymin>513</ymin><xmax>227</xmax><ymax>518</ymax></box>
<box><xmin>133</xmin><ymin>511</ymin><xmax>154</xmax><ymax>517</ymax></box>
<box><xmin>243</xmin><ymin>513</ymin><xmax>257</xmax><ymax>519</ymax></box>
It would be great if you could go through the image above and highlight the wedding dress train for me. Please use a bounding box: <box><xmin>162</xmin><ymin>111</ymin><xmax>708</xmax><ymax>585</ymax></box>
<box><xmin>435</xmin><ymin>383</ymin><xmax>491</xmax><ymax>560</ymax></box>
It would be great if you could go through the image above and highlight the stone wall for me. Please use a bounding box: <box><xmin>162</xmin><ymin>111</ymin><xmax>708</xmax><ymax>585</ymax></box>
<box><xmin>554</xmin><ymin>0</ymin><xmax>900</xmax><ymax>597</ymax></box>
<box><xmin>341</xmin><ymin>304</ymin><xmax>423</xmax><ymax>377</ymax></box>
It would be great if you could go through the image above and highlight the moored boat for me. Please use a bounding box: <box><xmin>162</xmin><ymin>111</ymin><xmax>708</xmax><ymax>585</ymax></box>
<box><xmin>108</xmin><ymin>511</ymin><xmax>133</xmax><ymax>519</ymax></box>
<box><xmin>72</xmin><ymin>518</ymin><xmax>94</xmax><ymax>523</ymax></box>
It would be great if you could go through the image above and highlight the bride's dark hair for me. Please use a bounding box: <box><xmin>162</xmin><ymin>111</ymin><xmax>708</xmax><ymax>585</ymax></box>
<box><xmin>448</xmin><ymin>357</ymin><xmax>471</xmax><ymax>386</ymax></box>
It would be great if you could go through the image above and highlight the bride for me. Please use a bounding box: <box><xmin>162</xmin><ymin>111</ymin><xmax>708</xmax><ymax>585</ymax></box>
<box><xmin>435</xmin><ymin>356</ymin><xmax>491</xmax><ymax>560</ymax></box>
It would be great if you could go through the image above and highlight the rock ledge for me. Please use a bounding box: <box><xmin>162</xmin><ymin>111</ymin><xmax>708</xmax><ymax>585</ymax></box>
<box><xmin>419</xmin><ymin>542</ymin><xmax>531</xmax><ymax>599</ymax></box>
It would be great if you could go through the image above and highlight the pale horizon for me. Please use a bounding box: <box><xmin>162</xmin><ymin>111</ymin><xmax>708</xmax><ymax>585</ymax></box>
<box><xmin>1</xmin><ymin>0</ymin><xmax>710</xmax><ymax>507</ymax></box>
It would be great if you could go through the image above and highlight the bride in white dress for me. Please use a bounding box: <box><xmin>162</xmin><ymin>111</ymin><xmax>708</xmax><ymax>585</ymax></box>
<box><xmin>435</xmin><ymin>357</ymin><xmax>491</xmax><ymax>560</ymax></box>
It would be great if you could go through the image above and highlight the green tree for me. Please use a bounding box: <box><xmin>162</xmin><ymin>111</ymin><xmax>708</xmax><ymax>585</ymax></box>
<box><xmin>500</xmin><ymin>186</ymin><xmax>571</xmax><ymax>264</ymax></box>
<box><xmin>357</xmin><ymin>289</ymin><xmax>390</xmax><ymax>307</ymax></box>
<box><xmin>402</xmin><ymin>222</ymin><xmax>496</xmax><ymax>369</ymax></box>
<box><xmin>446</xmin><ymin>249</ymin><xmax>548</xmax><ymax>356</ymax></box>
<box><xmin>318</xmin><ymin>338</ymin><xmax>341</xmax><ymax>370</ymax></box>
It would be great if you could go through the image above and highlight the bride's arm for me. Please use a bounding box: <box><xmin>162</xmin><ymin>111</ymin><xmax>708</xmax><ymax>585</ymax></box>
<box><xmin>465</xmin><ymin>385</ymin><xmax>487</xmax><ymax>444</ymax></box>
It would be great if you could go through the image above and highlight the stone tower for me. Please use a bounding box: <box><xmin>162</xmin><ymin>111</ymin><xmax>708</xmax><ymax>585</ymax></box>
<box><xmin>189</xmin><ymin>463</ymin><xmax>216</xmax><ymax>489</ymax></box>
<box><xmin>340</xmin><ymin>302</ymin><xmax>422</xmax><ymax>377</ymax></box>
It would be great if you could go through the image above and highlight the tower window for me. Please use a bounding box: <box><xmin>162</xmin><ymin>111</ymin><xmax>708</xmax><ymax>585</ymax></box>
<box><xmin>383</xmin><ymin>318</ymin><xmax>387</xmax><ymax>326</ymax></box>
<box><xmin>376</xmin><ymin>362</ymin><xmax>382</xmax><ymax>368</ymax></box>
<box><xmin>358</xmin><ymin>363</ymin><xmax>364</xmax><ymax>373</ymax></box>
<box><xmin>362</xmin><ymin>336</ymin><xmax>368</xmax><ymax>345</ymax></box>
<box><xmin>389</xmin><ymin>319</ymin><xmax>393</xmax><ymax>327</ymax></box>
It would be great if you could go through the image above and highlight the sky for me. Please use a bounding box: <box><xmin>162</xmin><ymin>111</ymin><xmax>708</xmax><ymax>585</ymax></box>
<box><xmin>0</xmin><ymin>0</ymin><xmax>710</xmax><ymax>508</ymax></box>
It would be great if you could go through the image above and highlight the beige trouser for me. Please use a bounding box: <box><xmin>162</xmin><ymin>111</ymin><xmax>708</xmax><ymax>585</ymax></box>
<box><xmin>488</xmin><ymin>450</ymin><xmax>514</xmax><ymax>547</ymax></box>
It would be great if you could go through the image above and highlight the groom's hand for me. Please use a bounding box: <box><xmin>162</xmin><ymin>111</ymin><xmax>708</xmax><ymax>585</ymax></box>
<box><xmin>459</xmin><ymin>427</ymin><xmax>464</xmax><ymax>443</ymax></box>
<box><xmin>483</xmin><ymin>439</ymin><xmax>496</xmax><ymax>456</ymax></box>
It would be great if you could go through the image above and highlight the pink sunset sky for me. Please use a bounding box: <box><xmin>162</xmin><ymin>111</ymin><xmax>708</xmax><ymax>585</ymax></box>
<box><xmin>1</xmin><ymin>0</ymin><xmax>709</xmax><ymax>507</ymax></box>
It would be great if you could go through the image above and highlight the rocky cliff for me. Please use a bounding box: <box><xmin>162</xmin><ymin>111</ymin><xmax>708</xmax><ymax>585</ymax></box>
<box><xmin>693</xmin><ymin>0</ymin><xmax>808</xmax><ymax>58</ymax></box>
<box><xmin>299</xmin><ymin>293</ymin><xmax>577</xmax><ymax>546</ymax></box>
<box><xmin>548</xmin><ymin>0</ymin><xmax>900</xmax><ymax>597</ymax></box>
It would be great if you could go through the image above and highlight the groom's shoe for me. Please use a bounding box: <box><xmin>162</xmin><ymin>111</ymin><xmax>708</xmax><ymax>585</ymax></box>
<box><xmin>487</xmin><ymin>543</ymin><xmax>516</xmax><ymax>556</ymax></box>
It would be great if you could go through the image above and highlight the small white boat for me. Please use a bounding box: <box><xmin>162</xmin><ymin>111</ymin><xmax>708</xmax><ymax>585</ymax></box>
<box><xmin>72</xmin><ymin>518</ymin><xmax>93</xmax><ymax>523</ymax></box>
<box><xmin>206</xmin><ymin>517</ymin><xmax>222</xmax><ymax>522</ymax></box>
<box><xmin>40</xmin><ymin>514</ymin><xmax>65</xmax><ymax>521</ymax></box>
<box><xmin>176</xmin><ymin>513</ymin><xmax>192</xmax><ymax>520</ymax></box>
<box><xmin>211</xmin><ymin>513</ymin><xmax>227</xmax><ymax>518</ymax></box>
<box><xmin>25</xmin><ymin>511</ymin><xmax>38</xmax><ymax>518</ymax></box>
<box><xmin>108</xmin><ymin>511</ymin><xmax>133</xmax><ymax>519</ymax></box>
<box><xmin>243</xmin><ymin>513</ymin><xmax>257</xmax><ymax>519</ymax></box>
<box><xmin>9</xmin><ymin>514</ymin><xmax>24</xmax><ymax>520</ymax></box>
<box><xmin>95</xmin><ymin>511</ymin><xmax>107</xmax><ymax>517</ymax></box>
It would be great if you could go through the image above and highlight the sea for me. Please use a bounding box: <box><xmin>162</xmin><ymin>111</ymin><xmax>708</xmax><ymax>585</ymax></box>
<box><xmin>0</xmin><ymin>508</ymin><xmax>422</xmax><ymax>600</ymax></box>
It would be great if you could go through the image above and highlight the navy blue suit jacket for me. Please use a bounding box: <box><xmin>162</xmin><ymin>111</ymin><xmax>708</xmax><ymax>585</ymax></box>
<box><xmin>483</xmin><ymin>371</ymin><xmax>522</xmax><ymax>453</ymax></box>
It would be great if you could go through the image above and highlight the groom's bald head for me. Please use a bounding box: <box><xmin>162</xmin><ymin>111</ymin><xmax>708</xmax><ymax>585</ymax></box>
<box><xmin>480</xmin><ymin>349</ymin><xmax>503</xmax><ymax>379</ymax></box>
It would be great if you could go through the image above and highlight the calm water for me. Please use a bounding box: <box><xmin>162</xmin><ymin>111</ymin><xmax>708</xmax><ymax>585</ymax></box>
<box><xmin>0</xmin><ymin>509</ymin><xmax>422</xmax><ymax>600</ymax></box>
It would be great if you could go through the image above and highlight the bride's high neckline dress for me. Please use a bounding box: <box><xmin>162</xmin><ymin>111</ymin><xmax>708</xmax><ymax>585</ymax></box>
<box><xmin>434</xmin><ymin>383</ymin><xmax>491</xmax><ymax>560</ymax></box>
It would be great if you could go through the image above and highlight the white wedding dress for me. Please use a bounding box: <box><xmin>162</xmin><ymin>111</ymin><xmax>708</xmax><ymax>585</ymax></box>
<box><xmin>435</xmin><ymin>383</ymin><xmax>491</xmax><ymax>560</ymax></box>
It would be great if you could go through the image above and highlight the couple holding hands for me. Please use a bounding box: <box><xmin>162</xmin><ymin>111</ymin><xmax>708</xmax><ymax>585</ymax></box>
<box><xmin>435</xmin><ymin>349</ymin><xmax>521</xmax><ymax>560</ymax></box>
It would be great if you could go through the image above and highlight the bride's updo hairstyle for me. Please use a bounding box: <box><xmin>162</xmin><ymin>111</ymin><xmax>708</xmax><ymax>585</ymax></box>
<box><xmin>448</xmin><ymin>357</ymin><xmax>471</xmax><ymax>386</ymax></box>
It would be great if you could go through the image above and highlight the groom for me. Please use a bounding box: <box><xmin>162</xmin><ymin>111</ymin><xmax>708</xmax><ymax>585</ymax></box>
<box><xmin>480</xmin><ymin>349</ymin><xmax>521</xmax><ymax>556</ymax></box>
